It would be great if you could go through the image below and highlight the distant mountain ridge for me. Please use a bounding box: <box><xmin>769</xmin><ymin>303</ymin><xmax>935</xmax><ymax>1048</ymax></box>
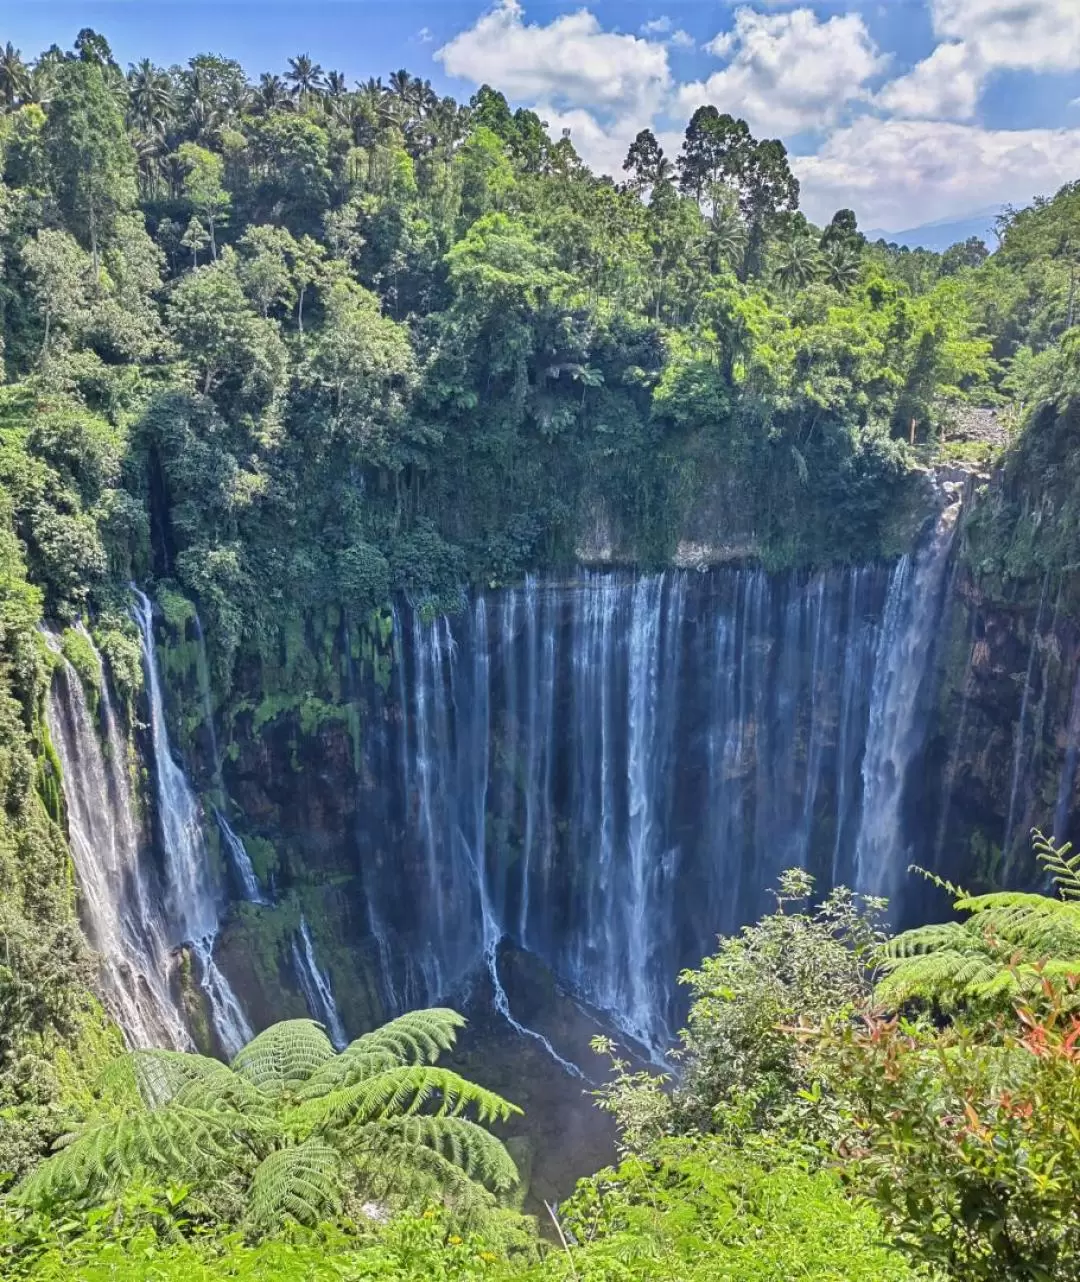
<box><xmin>864</xmin><ymin>207</ymin><xmax>1001</xmax><ymax>253</ymax></box>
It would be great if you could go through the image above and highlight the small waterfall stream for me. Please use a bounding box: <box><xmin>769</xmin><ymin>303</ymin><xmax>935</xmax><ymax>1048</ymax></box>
<box><xmin>133</xmin><ymin>589</ymin><xmax>253</xmax><ymax>1057</ymax></box>
<box><xmin>292</xmin><ymin>916</ymin><xmax>348</xmax><ymax>1049</ymax></box>
<box><xmin>855</xmin><ymin>494</ymin><xmax>963</xmax><ymax>902</ymax></box>
<box><xmin>215</xmin><ymin>809</ymin><xmax>267</xmax><ymax>904</ymax></box>
<box><xmin>44</xmin><ymin>631</ymin><xmax>190</xmax><ymax>1049</ymax></box>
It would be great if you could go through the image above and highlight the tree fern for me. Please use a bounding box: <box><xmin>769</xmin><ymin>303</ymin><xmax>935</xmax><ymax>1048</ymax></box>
<box><xmin>291</xmin><ymin>1064</ymin><xmax>520</xmax><ymax>1135</ymax></box>
<box><xmin>16</xmin><ymin>1008</ymin><xmax>519</xmax><ymax>1236</ymax></box>
<box><xmin>247</xmin><ymin>1141</ymin><xmax>343</xmax><ymax>1234</ymax></box>
<box><xmin>232</xmin><ymin>1019</ymin><xmax>336</xmax><ymax>1095</ymax></box>
<box><xmin>300</xmin><ymin>1008</ymin><xmax>467</xmax><ymax>1097</ymax></box>
<box><xmin>877</xmin><ymin>831</ymin><xmax>1080</xmax><ymax>1008</ymax></box>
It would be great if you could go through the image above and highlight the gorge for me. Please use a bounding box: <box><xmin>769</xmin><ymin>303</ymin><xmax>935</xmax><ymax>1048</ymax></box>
<box><xmin>40</xmin><ymin>468</ymin><xmax>1080</xmax><ymax>1097</ymax></box>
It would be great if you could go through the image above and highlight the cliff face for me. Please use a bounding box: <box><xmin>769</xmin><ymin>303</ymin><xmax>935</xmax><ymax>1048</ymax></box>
<box><xmin>138</xmin><ymin>441</ymin><xmax>1080</xmax><ymax>1055</ymax></box>
<box><xmin>920</xmin><ymin>561</ymin><xmax>1080</xmax><ymax>897</ymax></box>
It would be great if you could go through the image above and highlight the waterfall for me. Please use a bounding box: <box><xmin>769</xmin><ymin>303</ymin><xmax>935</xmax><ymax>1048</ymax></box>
<box><xmin>132</xmin><ymin>589</ymin><xmax>253</xmax><ymax>1058</ymax></box>
<box><xmin>855</xmin><ymin>495</ymin><xmax>962</xmax><ymax>903</ymax></box>
<box><xmin>215</xmin><ymin>809</ymin><xmax>267</xmax><ymax>904</ymax></box>
<box><xmin>292</xmin><ymin>915</ymin><xmax>348</xmax><ymax>1049</ymax></box>
<box><xmin>384</xmin><ymin>548</ymin><xmax>963</xmax><ymax>1053</ymax></box>
<box><xmin>44</xmin><ymin>631</ymin><xmax>190</xmax><ymax>1050</ymax></box>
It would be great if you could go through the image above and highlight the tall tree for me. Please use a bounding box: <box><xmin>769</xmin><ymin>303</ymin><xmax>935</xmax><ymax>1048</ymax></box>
<box><xmin>177</xmin><ymin>141</ymin><xmax>230</xmax><ymax>260</ymax></box>
<box><xmin>43</xmin><ymin>57</ymin><xmax>137</xmax><ymax>272</ymax></box>
<box><xmin>0</xmin><ymin>43</ymin><xmax>30</xmax><ymax>112</ymax></box>
<box><xmin>622</xmin><ymin>128</ymin><xmax>672</xmax><ymax>193</ymax></box>
<box><xmin>285</xmin><ymin>54</ymin><xmax>325</xmax><ymax>104</ymax></box>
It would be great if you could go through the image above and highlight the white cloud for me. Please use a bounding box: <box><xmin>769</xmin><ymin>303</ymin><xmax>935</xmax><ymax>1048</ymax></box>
<box><xmin>877</xmin><ymin>0</ymin><xmax>1080</xmax><ymax>124</ymax></box>
<box><xmin>436</xmin><ymin>0</ymin><xmax>670</xmax><ymax>116</ymax></box>
<box><xmin>876</xmin><ymin>41</ymin><xmax>982</xmax><ymax>120</ymax></box>
<box><xmin>417</xmin><ymin>26</ymin><xmax>434</xmax><ymax>44</ymax></box>
<box><xmin>678</xmin><ymin>7</ymin><xmax>888</xmax><ymax>135</ymax></box>
<box><xmin>933</xmin><ymin>0</ymin><xmax>1080</xmax><ymax>74</ymax></box>
<box><xmin>434</xmin><ymin>0</ymin><xmax>1080</xmax><ymax>235</ymax></box>
<box><xmin>796</xmin><ymin>118</ymin><xmax>1080</xmax><ymax>229</ymax></box>
<box><xmin>641</xmin><ymin>16</ymin><xmax>694</xmax><ymax>49</ymax></box>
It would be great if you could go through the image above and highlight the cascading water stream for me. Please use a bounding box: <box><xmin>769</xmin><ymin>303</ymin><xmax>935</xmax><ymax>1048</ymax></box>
<box><xmin>1054</xmin><ymin>665</ymin><xmax>1080</xmax><ymax>845</ymax></box>
<box><xmin>384</xmin><ymin>549</ymin><xmax>964</xmax><ymax>1055</ymax></box>
<box><xmin>132</xmin><ymin>588</ymin><xmax>253</xmax><ymax>1057</ymax></box>
<box><xmin>215</xmin><ymin>809</ymin><xmax>267</xmax><ymax>905</ymax></box>
<box><xmin>44</xmin><ymin>630</ymin><xmax>190</xmax><ymax>1050</ymax></box>
<box><xmin>292</xmin><ymin>916</ymin><xmax>348</xmax><ymax>1049</ymax></box>
<box><xmin>855</xmin><ymin>494</ymin><xmax>963</xmax><ymax>903</ymax></box>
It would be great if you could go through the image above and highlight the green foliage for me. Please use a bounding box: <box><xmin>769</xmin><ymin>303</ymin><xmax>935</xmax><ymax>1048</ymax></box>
<box><xmin>667</xmin><ymin>871</ymin><xmax>884</xmax><ymax>1134</ymax></box>
<box><xmin>877</xmin><ymin>831</ymin><xmax>1080</xmax><ymax>1008</ymax></box>
<box><xmin>812</xmin><ymin>1005</ymin><xmax>1080</xmax><ymax>1280</ymax></box>
<box><xmin>15</xmin><ymin>1010</ymin><xmax>520</xmax><ymax>1236</ymax></box>
<box><xmin>551</xmin><ymin>1135</ymin><xmax>922</xmax><ymax>1281</ymax></box>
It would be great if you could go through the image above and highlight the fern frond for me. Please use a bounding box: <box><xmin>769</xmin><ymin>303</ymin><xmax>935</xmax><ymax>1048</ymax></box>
<box><xmin>246</xmin><ymin>1141</ymin><xmax>342</xmax><ymax>1233</ymax></box>
<box><xmin>348</xmin><ymin>1129</ymin><xmax>504</xmax><ymax>1230</ymax></box>
<box><xmin>295</xmin><ymin>1049</ymin><xmax>403</xmax><ymax>1100</ymax></box>
<box><xmin>363</xmin><ymin>1115</ymin><xmax>519</xmax><ymax>1192</ymax></box>
<box><xmin>232</xmin><ymin>1020</ymin><xmax>335</xmax><ymax>1094</ymax></box>
<box><xmin>876</xmin><ymin>948</ymin><xmax>1017</xmax><ymax>1008</ymax></box>
<box><xmin>301</xmin><ymin>1009</ymin><xmax>466</xmax><ymax>1098</ymax></box>
<box><xmin>1034</xmin><ymin>828</ymin><xmax>1080</xmax><ymax>901</ymax></box>
<box><xmin>956</xmin><ymin>892</ymin><xmax>1080</xmax><ymax>955</ymax></box>
<box><xmin>908</xmin><ymin>864</ymin><xmax>969</xmax><ymax>902</ymax></box>
<box><xmin>15</xmin><ymin>1106</ymin><xmax>260</xmax><ymax>1208</ymax></box>
<box><xmin>879</xmin><ymin>921</ymin><xmax>978</xmax><ymax>960</ymax></box>
<box><xmin>120</xmin><ymin>1050</ymin><xmax>250</xmax><ymax>1111</ymax></box>
<box><xmin>289</xmin><ymin>1065</ymin><xmax>520</xmax><ymax>1137</ymax></box>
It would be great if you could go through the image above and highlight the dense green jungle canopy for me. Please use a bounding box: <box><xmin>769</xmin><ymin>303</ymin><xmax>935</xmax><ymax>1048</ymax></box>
<box><xmin>3</xmin><ymin>27</ymin><xmax>1080</xmax><ymax>1281</ymax></box>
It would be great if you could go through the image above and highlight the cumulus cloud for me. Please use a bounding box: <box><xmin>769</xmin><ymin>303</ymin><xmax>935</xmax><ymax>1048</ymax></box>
<box><xmin>434</xmin><ymin>0</ymin><xmax>1080</xmax><ymax>232</ymax></box>
<box><xmin>678</xmin><ymin>7</ymin><xmax>888</xmax><ymax>135</ymax></box>
<box><xmin>436</xmin><ymin>0</ymin><xmax>670</xmax><ymax>117</ymax></box>
<box><xmin>933</xmin><ymin>0</ymin><xmax>1080</xmax><ymax>73</ymax></box>
<box><xmin>877</xmin><ymin>0</ymin><xmax>1080</xmax><ymax>123</ymax></box>
<box><xmin>876</xmin><ymin>41</ymin><xmax>982</xmax><ymax>120</ymax></box>
<box><xmin>670</xmin><ymin>30</ymin><xmax>695</xmax><ymax>50</ymax></box>
<box><xmin>795</xmin><ymin>118</ymin><xmax>1080</xmax><ymax>229</ymax></box>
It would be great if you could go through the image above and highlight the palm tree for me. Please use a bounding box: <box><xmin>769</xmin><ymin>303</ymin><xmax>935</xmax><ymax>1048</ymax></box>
<box><xmin>774</xmin><ymin>236</ymin><xmax>821</xmax><ymax>294</ymax></box>
<box><xmin>822</xmin><ymin>239</ymin><xmax>862</xmax><ymax>292</ymax></box>
<box><xmin>183</xmin><ymin>68</ymin><xmax>223</xmax><ymax>141</ymax></box>
<box><xmin>325</xmin><ymin>70</ymin><xmax>348</xmax><ymax>99</ymax></box>
<box><xmin>0</xmin><ymin>42</ymin><xmax>30</xmax><ymax>111</ymax></box>
<box><xmin>17</xmin><ymin>1009</ymin><xmax>519</xmax><ymax>1233</ymax></box>
<box><xmin>708</xmin><ymin>199</ymin><xmax>747</xmax><ymax>273</ymax></box>
<box><xmin>387</xmin><ymin>68</ymin><xmax>413</xmax><ymax>110</ymax></box>
<box><xmin>127</xmin><ymin>59</ymin><xmax>174</xmax><ymax>137</ymax></box>
<box><xmin>254</xmin><ymin>72</ymin><xmax>291</xmax><ymax>114</ymax></box>
<box><xmin>286</xmin><ymin>54</ymin><xmax>325</xmax><ymax>104</ymax></box>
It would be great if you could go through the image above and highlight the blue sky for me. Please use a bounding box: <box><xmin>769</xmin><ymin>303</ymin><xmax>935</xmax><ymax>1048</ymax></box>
<box><xmin>7</xmin><ymin>0</ymin><xmax>1080</xmax><ymax>231</ymax></box>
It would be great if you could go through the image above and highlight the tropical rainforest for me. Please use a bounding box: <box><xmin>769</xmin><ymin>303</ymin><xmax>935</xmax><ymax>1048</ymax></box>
<box><xmin>2</xmin><ymin>26</ymin><xmax>1080</xmax><ymax>1281</ymax></box>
